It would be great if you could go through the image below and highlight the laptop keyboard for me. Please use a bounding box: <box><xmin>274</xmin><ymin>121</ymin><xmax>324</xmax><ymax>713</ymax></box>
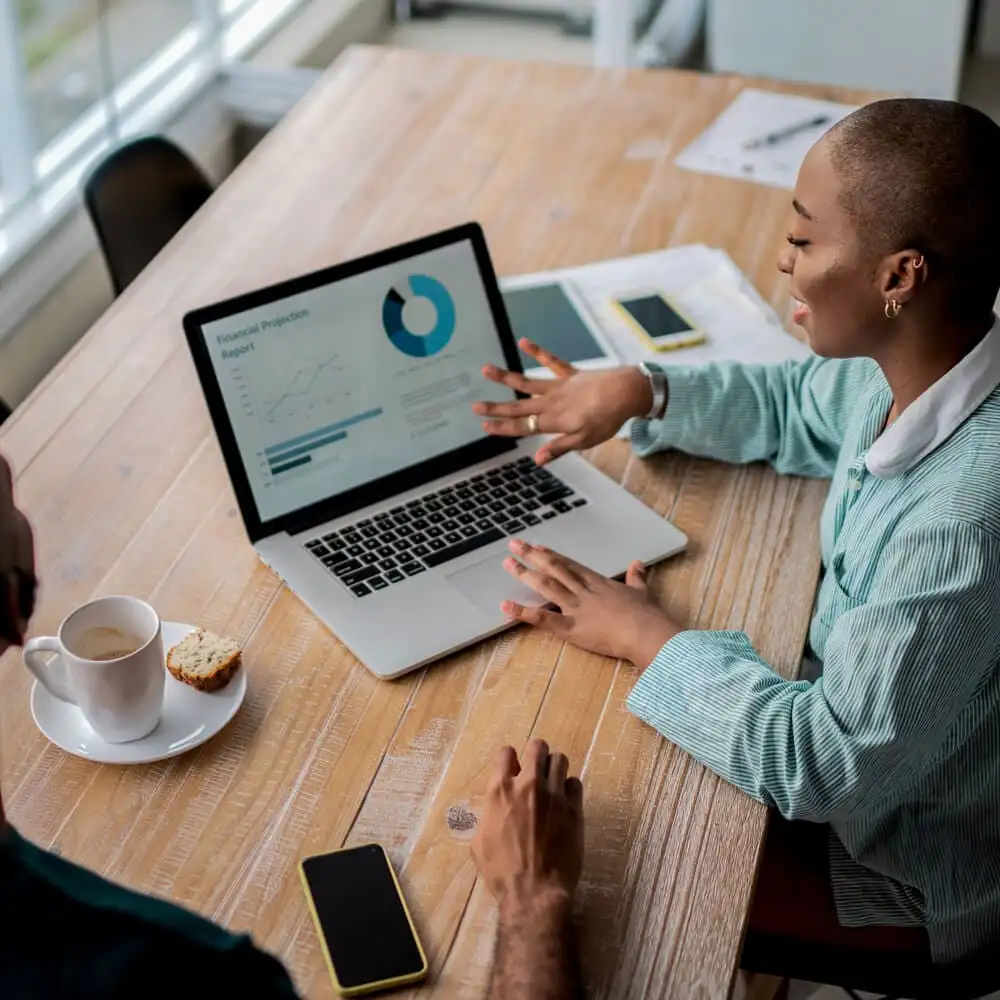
<box><xmin>303</xmin><ymin>457</ymin><xmax>588</xmax><ymax>598</ymax></box>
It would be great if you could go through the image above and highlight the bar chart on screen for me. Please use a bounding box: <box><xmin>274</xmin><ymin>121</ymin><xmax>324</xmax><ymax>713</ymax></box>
<box><xmin>263</xmin><ymin>408</ymin><xmax>384</xmax><ymax>477</ymax></box>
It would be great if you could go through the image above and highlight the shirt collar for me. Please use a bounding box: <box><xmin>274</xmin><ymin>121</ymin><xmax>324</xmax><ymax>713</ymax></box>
<box><xmin>866</xmin><ymin>315</ymin><xmax>1000</xmax><ymax>479</ymax></box>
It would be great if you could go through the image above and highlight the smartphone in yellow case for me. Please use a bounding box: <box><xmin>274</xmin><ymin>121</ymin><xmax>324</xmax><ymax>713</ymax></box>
<box><xmin>299</xmin><ymin>843</ymin><xmax>429</xmax><ymax>997</ymax></box>
<box><xmin>611</xmin><ymin>289</ymin><xmax>706</xmax><ymax>352</ymax></box>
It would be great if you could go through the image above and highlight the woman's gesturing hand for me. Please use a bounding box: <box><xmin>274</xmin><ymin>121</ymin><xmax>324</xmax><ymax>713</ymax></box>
<box><xmin>473</xmin><ymin>339</ymin><xmax>655</xmax><ymax>465</ymax></box>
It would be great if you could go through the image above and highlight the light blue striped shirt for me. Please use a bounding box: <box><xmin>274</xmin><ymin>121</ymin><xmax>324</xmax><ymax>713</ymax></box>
<box><xmin>627</xmin><ymin>322</ymin><xmax>1000</xmax><ymax>963</ymax></box>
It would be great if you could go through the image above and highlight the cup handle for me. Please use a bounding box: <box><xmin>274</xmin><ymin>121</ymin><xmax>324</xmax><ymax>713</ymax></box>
<box><xmin>23</xmin><ymin>637</ymin><xmax>76</xmax><ymax>704</ymax></box>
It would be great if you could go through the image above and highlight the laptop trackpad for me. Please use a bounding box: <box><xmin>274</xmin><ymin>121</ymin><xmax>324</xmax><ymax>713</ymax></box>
<box><xmin>446</xmin><ymin>556</ymin><xmax>542</xmax><ymax>619</ymax></box>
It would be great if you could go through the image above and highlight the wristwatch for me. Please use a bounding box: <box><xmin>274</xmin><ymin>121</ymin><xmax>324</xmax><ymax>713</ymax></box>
<box><xmin>638</xmin><ymin>362</ymin><xmax>668</xmax><ymax>420</ymax></box>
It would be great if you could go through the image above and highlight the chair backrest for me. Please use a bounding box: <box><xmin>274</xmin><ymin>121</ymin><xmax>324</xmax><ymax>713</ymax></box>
<box><xmin>83</xmin><ymin>136</ymin><xmax>214</xmax><ymax>297</ymax></box>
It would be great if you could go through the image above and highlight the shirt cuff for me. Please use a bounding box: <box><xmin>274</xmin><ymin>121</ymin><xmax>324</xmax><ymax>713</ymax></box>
<box><xmin>626</xmin><ymin>629</ymin><xmax>762</xmax><ymax>750</ymax></box>
<box><xmin>630</xmin><ymin>366</ymin><xmax>713</xmax><ymax>458</ymax></box>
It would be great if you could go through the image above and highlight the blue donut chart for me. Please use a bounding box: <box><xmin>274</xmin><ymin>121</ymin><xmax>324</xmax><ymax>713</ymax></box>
<box><xmin>383</xmin><ymin>274</ymin><xmax>456</xmax><ymax>358</ymax></box>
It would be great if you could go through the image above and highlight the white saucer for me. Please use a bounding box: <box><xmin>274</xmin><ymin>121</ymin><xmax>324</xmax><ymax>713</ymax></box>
<box><xmin>30</xmin><ymin>622</ymin><xmax>247</xmax><ymax>765</ymax></box>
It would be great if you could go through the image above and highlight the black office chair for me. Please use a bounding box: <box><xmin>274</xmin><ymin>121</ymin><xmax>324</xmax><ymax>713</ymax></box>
<box><xmin>83</xmin><ymin>136</ymin><xmax>214</xmax><ymax>296</ymax></box>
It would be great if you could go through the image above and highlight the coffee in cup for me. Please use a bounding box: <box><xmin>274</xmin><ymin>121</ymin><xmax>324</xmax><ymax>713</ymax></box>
<box><xmin>72</xmin><ymin>627</ymin><xmax>147</xmax><ymax>662</ymax></box>
<box><xmin>23</xmin><ymin>596</ymin><xmax>165</xmax><ymax>744</ymax></box>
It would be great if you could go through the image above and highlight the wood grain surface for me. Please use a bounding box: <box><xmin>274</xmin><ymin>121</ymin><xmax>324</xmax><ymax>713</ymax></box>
<box><xmin>0</xmin><ymin>47</ymin><xmax>878</xmax><ymax>999</ymax></box>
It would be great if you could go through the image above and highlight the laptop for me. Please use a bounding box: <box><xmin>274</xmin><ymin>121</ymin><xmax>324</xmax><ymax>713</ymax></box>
<box><xmin>184</xmin><ymin>224</ymin><xmax>687</xmax><ymax>679</ymax></box>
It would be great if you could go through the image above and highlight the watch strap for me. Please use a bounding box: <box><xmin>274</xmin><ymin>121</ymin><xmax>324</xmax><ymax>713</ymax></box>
<box><xmin>639</xmin><ymin>362</ymin><xmax>667</xmax><ymax>420</ymax></box>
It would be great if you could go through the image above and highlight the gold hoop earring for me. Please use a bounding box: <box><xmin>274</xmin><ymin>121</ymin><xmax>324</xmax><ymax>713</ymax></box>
<box><xmin>885</xmin><ymin>299</ymin><xmax>901</xmax><ymax>321</ymax></box>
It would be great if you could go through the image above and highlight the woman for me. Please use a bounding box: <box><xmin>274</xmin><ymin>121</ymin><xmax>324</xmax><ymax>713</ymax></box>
<box><xmin>473</xmin><ymin>97</ymin><xmax>1000</xmax><ymax>971</ymax></box>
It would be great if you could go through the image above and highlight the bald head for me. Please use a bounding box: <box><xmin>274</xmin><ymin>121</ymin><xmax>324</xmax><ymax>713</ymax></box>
<box><xmin>827</xmin><ymin>98</ymin><xmax>1000</xmax><ymax>322</ymax></box>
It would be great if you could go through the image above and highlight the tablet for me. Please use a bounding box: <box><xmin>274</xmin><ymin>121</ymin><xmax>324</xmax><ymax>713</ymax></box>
<box><xmin>500</xmin><ymin>279</ymin><xmax>616</xmax><ymax>372</ymax></box>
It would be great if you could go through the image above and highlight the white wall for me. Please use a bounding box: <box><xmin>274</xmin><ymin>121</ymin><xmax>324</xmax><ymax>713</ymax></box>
<box><xmin>0</xmin><ymin>254</ymin><xmax>112</xmax><ymax>408</ymax></box>
<box><xmin>708</xmin><ymin>0</ymin><xmax>972</xmax><ymax>100</ymax></box>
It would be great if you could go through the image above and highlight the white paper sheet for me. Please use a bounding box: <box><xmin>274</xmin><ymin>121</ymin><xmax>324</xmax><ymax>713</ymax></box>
<box><xmin>675</xmin><ymin>88</ymin><xmax>859</xmax><ymax>190</ymax></box>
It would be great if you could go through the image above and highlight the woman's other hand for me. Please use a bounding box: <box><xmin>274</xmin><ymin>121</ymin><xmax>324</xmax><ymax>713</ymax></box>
<box><xmin>501</xmin><ymin>540</ymin><xmax>682</xmax><ymax>667</ymax></box>
<box><xmin>473</xmin><ymin>339</ymin><xmax>654</xmax><ymax>465</ymax></box>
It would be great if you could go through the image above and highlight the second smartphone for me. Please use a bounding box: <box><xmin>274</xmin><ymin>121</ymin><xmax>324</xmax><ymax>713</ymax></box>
<box><xmin>300</xmin><ymin>843</ymin><xmax>428</xmax><ymax>997</ymax></box>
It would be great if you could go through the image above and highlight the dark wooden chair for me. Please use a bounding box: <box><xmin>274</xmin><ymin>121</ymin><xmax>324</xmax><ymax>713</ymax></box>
<box><xmin>83</xmin><ymin>136</ymin><xmax>214</xmax><ymax>296</ymax></box>
<box><xmin>740</xmin><ymin>816</ymin><xmax>1000</xmax><ymax>999</ymax></box>
<box><xmin>742</xmin><ymin>927</ymin><xmax>1000</xmax><ymax>999</ymax></box>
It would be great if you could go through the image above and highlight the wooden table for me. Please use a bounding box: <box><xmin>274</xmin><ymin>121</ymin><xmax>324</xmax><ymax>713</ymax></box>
<box><xmin>0</xmin><ymin>48</ymin><xmax>876</xmax><ymax>999</ymax></box>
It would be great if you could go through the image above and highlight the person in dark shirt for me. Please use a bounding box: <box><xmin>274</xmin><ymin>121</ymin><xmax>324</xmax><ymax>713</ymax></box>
<box><xmin>0</xmin><ymin>454</ymin><xmax>299</xmax><ymax>999</ymax></box>
<box><xmin>0</xmin><ymin>452</ymin><xmax>586</xmax><ymax>999</ymax></box>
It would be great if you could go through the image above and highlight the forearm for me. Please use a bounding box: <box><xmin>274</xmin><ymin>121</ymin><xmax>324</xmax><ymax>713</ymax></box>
<box><xmin>489</xmin><ymin>892</ymin><xmax>582</xmax><ymax>1000</ymax></box>
<box><xmin>628</xmin><ymin>524</ymin><xmax>1000</xmax><ymax>824</ymax></box>
<box><xmin>627</xmin><ymin>631</ymin><xmax>849</xmax><ymax>821</ymax></box>
<box><xmin>632</xmin><ymin>363</ymin><xmax>777</xmax><ymax>464</ymax></box>
<box><xmin>631</xmin><ymin>358</ymin><xmax>851</xmax><ymax>478</ymax></box>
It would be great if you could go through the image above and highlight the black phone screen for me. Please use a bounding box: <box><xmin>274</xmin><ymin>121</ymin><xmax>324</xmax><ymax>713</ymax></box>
<box><xmin>301</xmin><ymin>845</ymin><xmax>426</xmax><ymax>991</ymax></box>
<box><xmin>619</xmin><ymin>294</ymin><xmax>693</xmax><ymax>338</ymax></box>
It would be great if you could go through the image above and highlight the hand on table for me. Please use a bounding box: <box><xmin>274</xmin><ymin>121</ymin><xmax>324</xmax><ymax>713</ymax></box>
<box><xmin>501</xmin><ymin>540</ymin><xmax>682</xmax><ymax>668</ymax></box>
<box><xmin>473</xmin><ymin>740</ymin><xmax>585</xmax><ymax>1000</ymax></box>
<box><xmin>472</xmin><ymin>739</ymin><xmax>584</xmax><ymax>911</ymax></box>
<box><xmin>472</xmin><ymin>340</ymin><xmax>654</xmax><ymax>466</ymax></box>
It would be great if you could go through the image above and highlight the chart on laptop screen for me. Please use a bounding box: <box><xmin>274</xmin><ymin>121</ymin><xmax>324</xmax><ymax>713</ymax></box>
<box><xmin>200</xmin><ymin>241</ymin><xmax>512</xmax><ymax>523</ymax></box>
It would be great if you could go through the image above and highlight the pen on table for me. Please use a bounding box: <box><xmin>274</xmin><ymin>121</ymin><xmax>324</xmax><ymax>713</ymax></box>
<box><xmin>743</xmin><ymin>115</ymin><xmax>833</xmax><ymax>151</ymax></box>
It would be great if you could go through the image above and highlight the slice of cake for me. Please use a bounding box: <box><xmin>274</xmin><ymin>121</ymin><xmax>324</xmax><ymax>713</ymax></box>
<box><xmin>167</xmin><ymin>629</ymin><xmax>241</xmax><ymax>692</ymax></box>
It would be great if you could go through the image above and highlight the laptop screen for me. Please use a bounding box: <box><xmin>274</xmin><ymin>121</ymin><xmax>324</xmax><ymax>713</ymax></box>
<box><xmin>196</xmin><ymin>238</ymin><xmax>515</xmax><ymax>525</ymax></box>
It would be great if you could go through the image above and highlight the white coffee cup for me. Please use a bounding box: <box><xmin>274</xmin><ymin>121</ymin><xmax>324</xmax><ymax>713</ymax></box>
<box><xmin>23</xmin><ymin>596</ymin><xmax>165</xmax><ymax>744</ymax></box>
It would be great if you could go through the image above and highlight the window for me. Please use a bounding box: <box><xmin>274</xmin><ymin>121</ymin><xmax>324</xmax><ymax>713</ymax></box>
<box><xmin>0</xmin><ymin>0</ymin><xmax>308</xmax><ymax>268</ymax></box>
<box><xmin>24</xmin><ymin>0</ymin><xmax>109</xmax><ymax>149</ymax></box>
